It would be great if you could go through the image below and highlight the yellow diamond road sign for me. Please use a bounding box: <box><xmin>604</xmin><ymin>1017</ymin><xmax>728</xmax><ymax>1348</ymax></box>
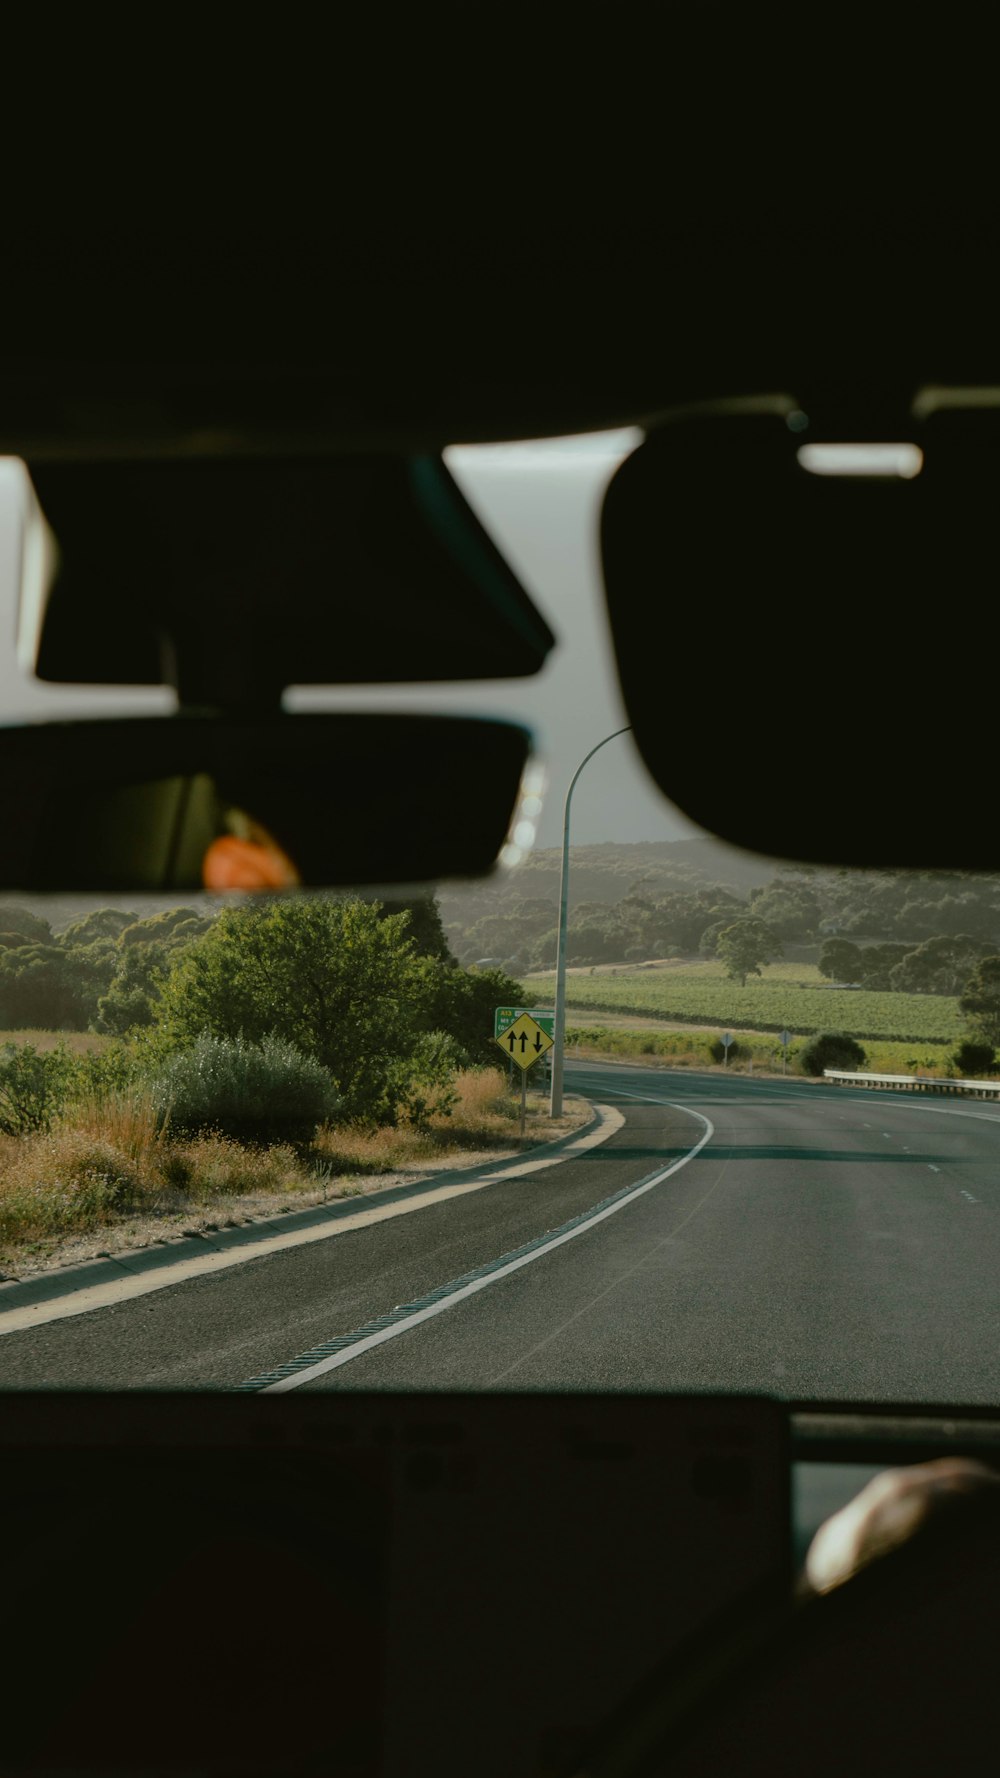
<box><xmin>496</xmin><ymin>1011</ymin><xmax>554</xmax><ymax>1071</ymax></box>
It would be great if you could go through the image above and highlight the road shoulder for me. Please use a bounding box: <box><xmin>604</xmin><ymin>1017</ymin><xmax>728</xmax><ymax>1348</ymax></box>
<box><xmin>0</xmin><ymin>1100</ymin><xmax>624</xmax><ymax>1336</ymax></box>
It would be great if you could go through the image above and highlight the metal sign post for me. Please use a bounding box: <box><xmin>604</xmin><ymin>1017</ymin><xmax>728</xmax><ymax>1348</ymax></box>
<box><xmin>721</xmin><ymin>1031</ymin><xmax>733</xmax><ymax>1066</ymax></box>
<box><xmin>779</xmin><ymin>1029</ymin><xmax>792</xmax><ymax>1076</ymax></box>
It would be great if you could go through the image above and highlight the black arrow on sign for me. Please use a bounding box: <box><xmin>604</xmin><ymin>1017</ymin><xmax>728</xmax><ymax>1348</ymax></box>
<box><xmin>519</xmin><ymin>1033</ymin><xmax>528</xmax><ymax>1052</ymax></box>
<box><xmin>534</xmin><ymin>1034</ymin><xmax>543</xmax><ymax>1051</ymax></box>
<box><xmin>506</xmin><ymin>1033</ymin><xmax>516</xmax><ymax>1052</ymax></box>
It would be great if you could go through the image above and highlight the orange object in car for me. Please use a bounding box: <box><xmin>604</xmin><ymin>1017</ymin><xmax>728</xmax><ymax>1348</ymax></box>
<box><xmin>202</xmin><ymin>832</ymin><xmax>301</xmax><ymax>890</ymax></box>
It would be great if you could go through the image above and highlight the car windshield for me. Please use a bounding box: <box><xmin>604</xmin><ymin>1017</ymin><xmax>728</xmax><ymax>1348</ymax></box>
<box><xmin>1</xmin><ymin>434</ymin><xmax>998</xmax><ymax>1407</ymax></box>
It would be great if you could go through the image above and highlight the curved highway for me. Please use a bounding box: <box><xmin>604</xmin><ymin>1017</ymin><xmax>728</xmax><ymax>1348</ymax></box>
<box><xmin>2</xmin><ymin>1061</ymin><xmax>999</xmax><ymax>1401</ymax></box>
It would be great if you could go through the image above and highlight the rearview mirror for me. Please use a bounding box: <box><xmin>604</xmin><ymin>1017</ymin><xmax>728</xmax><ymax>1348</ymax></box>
<box><xmin>0</xmin><ymin>713</ymin><xmax>535</xmax><ymax>891</ymax></box>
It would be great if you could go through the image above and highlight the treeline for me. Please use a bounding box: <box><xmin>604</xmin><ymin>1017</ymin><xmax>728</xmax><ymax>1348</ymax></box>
<box><xmin>443</xmin><ymin>863</ymin><xmax>1000</xmax><ymax>974</ymax></box>
<box><xmin>0</xmin><ymin>896</ymin><xmax>521</xmax><ymax>1094</ymax></box>
<box><xmin>0</xmin><ymin>905</ymin><xmax>215</xmax><ymax>1033</ymax></box>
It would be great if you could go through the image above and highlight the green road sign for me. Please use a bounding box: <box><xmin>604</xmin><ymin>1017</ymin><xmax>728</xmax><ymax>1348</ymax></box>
<box><xmin>494</xmin><ymin>1006</ymin><xmax>555</xmax><ymax>1041</ymax></box>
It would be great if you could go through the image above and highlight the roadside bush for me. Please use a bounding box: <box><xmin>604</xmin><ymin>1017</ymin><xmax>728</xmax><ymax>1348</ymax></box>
<box><xmin>799</xmin><ymin>1031</ymin><xmax>868</xmax><ymax>1077</ymax></box>
<box><xmin>0</xmin><ymin>1042</ymin><xmax>76</xmax><ymax>1135</ymax></box>
<box><xmin>156</xmin><ymin>897</ymin><xmax>438</xmax><ymax>1126</ymax></box>
<box><xmin>708</xmin><ymin>1038</ymin><xmax>746</xmax><ymax>1065</ymax></box>
<box><xmin>951</xmin><ymin>1039</ymin><xmax>997</xmax><ymax>1077</ymax></box>
<box><xmin>151</xmin><ymin>1034</ymin><xmax>340</xmax><ymax>1147</ymax></box>
<box><xmin>390</xmin><ymin>1030</ymin><xmax>463</xmax><ymax>1132</ymax></box>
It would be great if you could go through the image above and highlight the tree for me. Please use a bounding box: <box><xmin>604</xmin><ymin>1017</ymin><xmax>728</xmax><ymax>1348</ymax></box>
<box><xmin>528</xmin><ymin>927</ymin><xmax>559</xmax><ymax>970</ymax></box>
<box><xmin>699</xmin><ymin>919</ymin><xmax>732</xmax><ymax>960</ymax></box>
<box><xmin>120</xmin><ymin>908</ymin><xmax>213</xmax><ymax>949</ymax></box>
<box><xmin>749</xmin><ymin>879</ymin><xmax>821</xmax><ymax>940</ymax></box>
<box><xmin>568</xmin><ymin>923</ymin><xmax>618</xmax><ymax>965</ymax></box>
<box><xmin>854</xmin><ymin>944</ymin><xmax>912</xmax><ymax>990</ymax></box>
<box><xmin>377</xmin><ymin>895</ymin><xmax>454</xmax><ymax>962</ymax></box>
<box><xmin>818</xmin><ymin>938</ymin><xmax>863</xmax><ymax>982</ymax></box>
<box><xmin>97</xmin><ymin>941</ymin><xmax>171</xmax><ymax>1035</ymax></box>
<box><xmin>715</xmin><ymin>918</ymin><xmax>783</xmax><ymax>986</ymax></box>
<box><xmin>889</xmin><ymin>935</ymin><xmax>986</xmax><ymax>997</ymax></box>
<box><xmin>57</xmin><ymin>909</ymin><xmax>136</xmax><ymax>948</ymax></box>
<box><xmin>410</xmin><ymin>961</ymin><xmax>525</xmax><ymax>1068</ymax></box>
<box><xmin>0</xmin><ymin>944</ymin><xmax>100</xmax><ymax>1030</ymax></box>
<box><xmin>959</xmin><ymin>956</ymin><xmax>1000</xmax><ymax>1048</ymax></box>
<box><xmin>0</xmin><ymin>905</ymin><xmax>53</xmax><ymax>950</ymax></box>
<box><xmin>155</xmin><ymin>897</ymin><xmax>433</xmax><ymax>1125</ymax></box>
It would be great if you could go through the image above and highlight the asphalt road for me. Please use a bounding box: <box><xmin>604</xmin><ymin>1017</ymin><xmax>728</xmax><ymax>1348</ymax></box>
<box><xmin>2</xmin><ymin>1061</ymin><xmax>999</xmax><ymax>1401</ymax></box>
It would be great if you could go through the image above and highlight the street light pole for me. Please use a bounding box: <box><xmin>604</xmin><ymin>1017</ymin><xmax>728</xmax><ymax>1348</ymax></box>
<box><xmin>549</xmin><ymin>727</ymin><xmax>631</xmax><ymax>1117</ymax></box>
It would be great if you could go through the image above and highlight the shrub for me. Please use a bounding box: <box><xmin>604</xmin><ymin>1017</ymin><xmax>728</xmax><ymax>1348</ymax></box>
<box><xmin>952</xmin><ymin>1039</ymin><xmax>997</xmax><ymax>1077</ymax></box>
<box><xmin>799</xmin><ymin>1031</ymin><xmax>868</xmax><ymax>1076</ymax></box>
<box><xmin>0</xmin><ymin>1042</ymin><xmax>76</xmax><ymax>1135</ymax></box>
<box><xmin>708</xmin><ymin>1038</ymin><xmax>746</xmax><ymax>1065</ymax></box>
<box><xmin>151</xmin><ymin>1034</ymin><xmax>340</xmax><ymax>1147</ymax></box>
<box><xmin>385</xmin><ymin>1031</ymin><xmax>462</xmax><ymax>1132</ymax></box>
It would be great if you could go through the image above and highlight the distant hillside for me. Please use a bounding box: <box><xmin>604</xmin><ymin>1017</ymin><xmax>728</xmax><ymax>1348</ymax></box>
<box><xmin>439</xmin><ymin>837</ymin><xmax>774</xmax><ymax>934</ymax></box>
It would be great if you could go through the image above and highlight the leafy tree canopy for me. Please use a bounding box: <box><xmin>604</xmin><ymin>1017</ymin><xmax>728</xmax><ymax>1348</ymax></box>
<box><xmin>57</xmin><ymin>909</ymin><xmax>135</xmax><ymax>948</ymax></box>
<box><xmin>715</xmin><ymin>918</ymin><xmax>783</xmax><ymax>986</ymax></box>
<box><xmin>0</xmin><ymin>944</ymin><xmax>100</xmax><ymax>1031</ymax></box>
<box><xmin>120</xmin><ymin>908</ymin><xmax>213</xmax><ymax>949</ymax></box>
<box><xmin>0</xmin><ymin>905</ymin><xmax>53</xmax><ymax>950</ymax></box>
<box><xmin>411</xmin><ymin>960</ymin><xmax>524</xmax><ymax>1069</ymax></box>
<box><xmin>377</xmin><ymin>896</ymin><xmax>453</xmax><ymax>962</ymax></box>
<box><xmin>959</xmin><ymin>956</ymin><xmax>1000</xmax><ymax>1048</ymax></box>
<box><xmin>97</xmin><ymin>942</ymin><xmax>172</xmax><ymax>1036</ymax></box>
<box><xmin>818</xmin><ymin>938</ymin><xmax>864</xmax><ymax>982</ymax></box>
<box><xmin>889</xmin><ymin>934</ymin><xmax>986</xmax><ymax>997</ymax></box>
<box><xmin>748</xmin><ymin>879</ymin><xmax>821</xmax><ymax>939</ymax></box>
<box><xmin>156</xmin><ymin>897</ymin><xmax>433</xmax><ymax>1124</ymax></box>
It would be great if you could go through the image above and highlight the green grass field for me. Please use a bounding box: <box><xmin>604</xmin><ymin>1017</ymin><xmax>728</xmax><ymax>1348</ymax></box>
<box><xmin>527</xmin><ymin>960</ymin><xmax>963</xmax><ymax>1045</ymax></box>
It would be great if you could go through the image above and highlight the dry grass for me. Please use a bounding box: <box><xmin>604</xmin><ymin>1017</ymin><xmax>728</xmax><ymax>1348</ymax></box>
<box><xmin>0</xmin><ymin>1068</ymin><xmax>587</xmax><ymax>1277</ymax></box>
<box><xmin>0</xmin><ymin>1029</ymin><xmax>111</xmax><ymax>1056</ymax></box>
<box><xmin>0</xmin><ymin>1085</ymin><xmax>308</xmax><ymax>1256</ymax></box>
<box><xmin>313</xmin><ymin>1069</ymin><xmax>525</xmax><ymax>1174</ymax></box>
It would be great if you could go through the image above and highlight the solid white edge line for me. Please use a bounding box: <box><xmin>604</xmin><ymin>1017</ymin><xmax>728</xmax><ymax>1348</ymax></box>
<box><xmin>262</xmin><ymin>1104</ymin><xmax>715</xmax><ymax>1392</ymax></box>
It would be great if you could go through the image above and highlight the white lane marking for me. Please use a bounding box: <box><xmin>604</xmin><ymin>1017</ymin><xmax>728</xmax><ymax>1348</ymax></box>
<box><xmin>587</xmin><ymin>1069</ymin><xmax>1000</xmax><ymax>1135</ymax></box>
<box><xmin>828</xmin><ymin>1100</ymin><xmax>1000</xmax><ymax>1129</ymax></box>
<box><xmin>262</xmin><ymin>1106</ymin><xmax>715</xmax><ymax>1393</ymax></box>
<box><xmin>961</xmin><ymin>1191</ymin><xmax>979</xmax><ymax>1202</ymax></box>
<box><xmin>882</xmin><ymin>1132</ymin><xmax>892</xmax><ymax>1139</ymax></box>
<box><xmin>0</xmin><ymin>1107</ymin><xmax>624</xmax><ymax>1339</ymax></box>
<box><xmin>928</xmin><ymin>1165</ymin><xmax>941</xmax><ymax>1173</ymax></box>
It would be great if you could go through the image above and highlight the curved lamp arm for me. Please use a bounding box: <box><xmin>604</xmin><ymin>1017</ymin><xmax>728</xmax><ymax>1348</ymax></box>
<box><xmin>549</xmin><ymin>727</ymin><xmax>631</xmax><ymax>1116</ymax></box>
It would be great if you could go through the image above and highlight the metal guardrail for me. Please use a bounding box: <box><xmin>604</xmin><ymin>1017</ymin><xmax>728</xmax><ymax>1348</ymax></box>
<box><xmin>824</xmin><ymin>1069</ymin><xmax>1000</xmax><ymax>1099</ymax></box>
